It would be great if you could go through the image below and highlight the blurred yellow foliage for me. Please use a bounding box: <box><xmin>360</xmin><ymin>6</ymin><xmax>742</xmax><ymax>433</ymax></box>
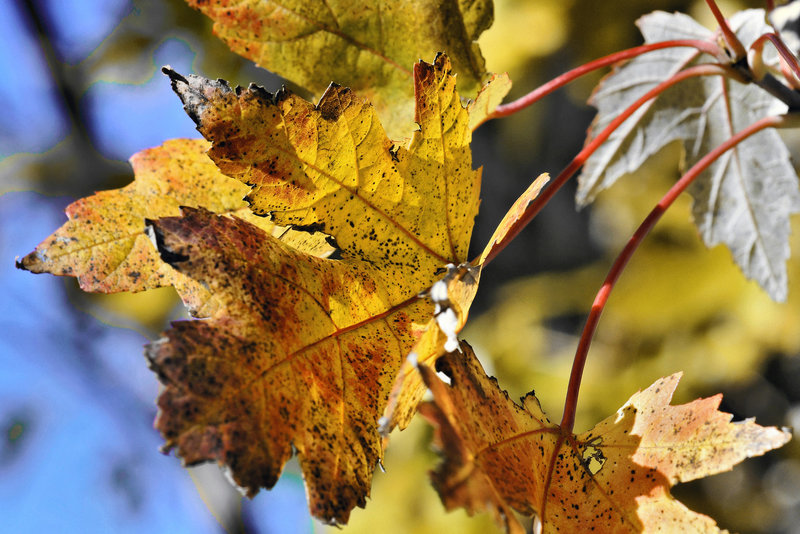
<box><xmin>85</xmin><ymin>287</ymin><xmax>181</xmax><ymax>335</ymax></box>
<box><xmin>479</xmin><ymin>0</ymin><xmax>570</xmax><ymax>76</ymax></box>
<box><xmin>689</xmin><ymin>0</ymin><xmax>752</xmax><ymax>28</ymax></box>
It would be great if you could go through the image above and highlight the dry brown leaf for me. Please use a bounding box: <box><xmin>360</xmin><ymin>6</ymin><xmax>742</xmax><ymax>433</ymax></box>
<box><xmin>419</xmin><ymin>344</ymin><xmax>791</xmax><ymax>533</ymax></box>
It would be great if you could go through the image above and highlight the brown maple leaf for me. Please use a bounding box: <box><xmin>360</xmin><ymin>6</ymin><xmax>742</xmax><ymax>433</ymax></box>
<box><xmin>418</xmin><ymin>344</ymin><xmax>791</xmax><ymax>533</ymax></box>
<box><xmin>146</xmin><ymin>54</ymin><xmax>489</xmax><ymax>524</ymax></box>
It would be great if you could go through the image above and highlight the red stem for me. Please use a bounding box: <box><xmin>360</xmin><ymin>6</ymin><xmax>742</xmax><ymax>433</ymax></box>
<box><xmin>486</xmin><ymin>40</ymin><xmax>720</xmax><ymax>122</ymax></box>
<box><xmin>765</xmin><ymin>33</ymin><xmax>800</xmax><ymax>87</ymax></box>
<box><xmin>479</xmin><ymin>63</ymin><xmax>729</xmax><ymax>267</ymax></box>
<box><xmin>751</xmin><ymin>33</ymin><xmax>800</xmax><ymax>84</ymax></box>
<box><xmin>705</xmin><ymin>0</ymin><xmax>747</xmax><ymax>60</ymax></box>
<box><xmin>559</xmin><ymin>114</ymin><xmax>784</xmax><ymax>433</ymax></box>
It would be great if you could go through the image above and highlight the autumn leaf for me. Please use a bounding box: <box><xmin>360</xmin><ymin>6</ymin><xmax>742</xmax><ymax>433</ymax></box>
<box><xmin>418</xmin><ymin>344</ymin><xmax>791</xmax><ymax>533</ymax></box>
<box><xmin>147</xmin><ymin>206</ymin><xmax>433</xmax><ymax>523</ymax></box>
<box><xmin>184</xmin><ymin>0</ymin><xmax>493</xmax><ymax>138</ymax></box>
<box><xmin>166</xmin><ymin>53</ymin><xmax>480</xmax><ymax>278</ymax></box>
<box><xmin>146</xmin><ymin>54</ymin><xmax>486</xmax><ymax>524</ymax></box>
<box><xmin>577</xmin><ymin>9</ymin><xmax>800</xmax><ymax>302</ymax></box>
<box><xmin>478</xmin><ymin>173</ymin><xmax>549</xmax><ymax>264</ymax></box>
<box><xmin>15</xmin><ymin>139</ymin><xmax>331</xmax><ymax>317</ymax></box>
<box><xmin>468</xmin><ymin>71</ymin><xmax>512</xmax><ymax>131</ymax></box>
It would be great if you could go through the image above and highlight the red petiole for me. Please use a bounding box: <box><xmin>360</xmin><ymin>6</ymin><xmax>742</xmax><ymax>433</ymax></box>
<box><xmin>479</xmin><ymin>63</ymin><xmax>730</xmax><ymax>267</ymax></box>
<box><xmin>479</xmin><ymin>0</ymin><xmax>793</xmax><ymax>433</ymax></box>
<box><xmin>705</xmin><ymin>0</ymin><xmax>747</xmax><ymax>60</ymax></box>
<box><xmin>750</xmin><ymin>33</ymin><xmax>800</xmax><ymax>90</ymax></box>
<box><xmin>558</xmin><ymin>114</ymin><xmax>785</xmax><ymax>433</ymax></box>
<box><xmin>480</xmin><ymin>39</ymin><xmax>720</xmax><ymax>126</ymax></box>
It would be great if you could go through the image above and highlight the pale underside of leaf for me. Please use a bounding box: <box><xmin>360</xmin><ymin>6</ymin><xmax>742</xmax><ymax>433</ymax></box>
<box><xmin>185</xmin><ymin>0</ymin><xmax>493</xmax><ymax>138</ymax></box>
<box><xmin>578</xmin><ymin>9</ymin><xmax>800</xmax><ymax>301</ymax></box>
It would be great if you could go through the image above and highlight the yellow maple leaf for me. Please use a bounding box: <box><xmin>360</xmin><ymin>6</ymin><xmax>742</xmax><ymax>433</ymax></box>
<box><xmin>165</xmin><ymin>53</ymin><xmax>479</xmax><ymax>281</ymax></box>
<box><xmin>184</xmin><ymin>0</ymin><xmax>494</xmax><ymax>138</ymax></box>
<box><xmin>418</xmin><ymin>344</ymin><xmax>791</xmax><ymax>533</ymax></box>
<box><xmin>145</xmin><ymin>54</ymin><xmax>502</xmax><ymax>524</ymax></box>
<box><xmin>16</xmin><ymin>139</ymin><xmax>331</xmax><ymax>317</ymax></box>
<box><xmin>467</xmin><ymin>71</ymin><xmax>512</xmax><ymax>131</ymax></box>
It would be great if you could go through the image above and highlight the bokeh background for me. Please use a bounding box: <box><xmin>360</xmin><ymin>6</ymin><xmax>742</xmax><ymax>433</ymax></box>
<box><xmin>2</xmin><ymin>0</ymin><xmax>800</xmax><ymax>533</ymax></box>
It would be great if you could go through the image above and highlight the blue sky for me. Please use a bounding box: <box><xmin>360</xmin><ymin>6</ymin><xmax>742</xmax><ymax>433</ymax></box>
<box><xmin>0</xmin><ymin>1</ymin><xmax>313</xmax><ymax>532</ymax></box>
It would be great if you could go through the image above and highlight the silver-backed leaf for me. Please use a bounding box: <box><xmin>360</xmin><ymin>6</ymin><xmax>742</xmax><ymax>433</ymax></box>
<box><xmin>578</xmin><ymin>9</ymin><xmax>800</xmax><ymax>301</ymax></box>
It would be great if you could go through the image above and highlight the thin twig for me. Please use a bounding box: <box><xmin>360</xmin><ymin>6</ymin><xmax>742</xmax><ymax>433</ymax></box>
<box><xmin>705</xmin><ymin>0</ymin><xmax>747</xmax><ymax>60</ymax></box>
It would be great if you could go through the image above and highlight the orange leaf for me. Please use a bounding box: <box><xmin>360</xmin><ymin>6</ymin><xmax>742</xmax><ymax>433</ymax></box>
<box><xmin>478</xmin><ymin>172</ymin><xmax>549</xmax><ymax>265</ymax></box>
<box><xmin>419</xmin><ymin>345</ymin><xmax>791</xmax><ymax>533</ymax></box>
<box><xmin>147</xmin><ymin>54</ymin><xmax>486</xmax><ymax>524</ymax></box>
<box><xmin>15</xmin><ymin>139</ymin><xmax>331</xmax><ymax>316</ymax></box>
